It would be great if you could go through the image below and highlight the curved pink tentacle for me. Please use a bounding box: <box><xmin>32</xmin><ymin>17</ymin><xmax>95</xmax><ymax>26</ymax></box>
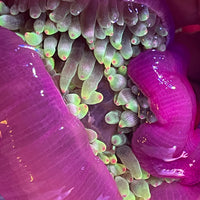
<box><xmin>128</xmin><ymin>47</ymin><xmax>200</xmax><ymax>187</ymax></box>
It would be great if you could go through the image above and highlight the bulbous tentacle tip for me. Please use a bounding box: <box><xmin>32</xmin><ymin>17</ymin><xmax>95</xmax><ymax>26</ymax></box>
<box><xmin>123</xmin><ymin>0</ymin><xmax>175</xmax><ymax>45</ymax></box>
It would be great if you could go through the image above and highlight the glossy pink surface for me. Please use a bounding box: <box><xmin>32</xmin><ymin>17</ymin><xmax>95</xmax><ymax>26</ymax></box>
<box><xmin>0</xmin><ymin>27</ymin><xmax>121</xmax><ymax>200</ymax></box>
<box><xmin>128</xmin><ymin>47</ymin><xmax>200</xmax><ymax>199</ymax></box>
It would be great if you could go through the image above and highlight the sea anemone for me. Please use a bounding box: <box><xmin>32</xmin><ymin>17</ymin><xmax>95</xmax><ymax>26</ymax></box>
<box><xmin>128</xmin><ymin>46</ymin><xmax>200</xmax><ymax>198</ymax></box>
<box><xmin>0</xmin><ymin>0</ymin><xmax>199</xmax><ymax>199</ymax></box>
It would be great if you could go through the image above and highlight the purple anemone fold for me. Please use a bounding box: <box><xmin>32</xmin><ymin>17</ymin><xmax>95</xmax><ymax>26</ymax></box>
<box><xmin>0</xmin><ymin>27</ymin><xmax>121</xmax><ymax>200</ymax></box>
<box><xmin>150</xmin><ymin>182</ymin><xmax>200</xmax><ymax>200</ymax></box>
<box><xmin>128</xmin><ymin>47</ymin><xmax>200</xmax><ymax>199</ymax></box>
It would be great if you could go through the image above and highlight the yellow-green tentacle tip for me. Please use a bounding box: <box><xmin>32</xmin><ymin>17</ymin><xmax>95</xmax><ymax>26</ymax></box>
<box><xmin>141</xmin><ymin>169</ymin><xmax>150</xmax><ymax>180</ymax></box>
<box><xmin>43</xmin><ymin>57</ymin><xmax>55</xmax><ymax>72</ymax></box>
<box><xmin>56</xmin><ymin>15</ymin><xmax>71</xmax><ymax>32</ymax></box>
<box><xmin>98</xmin><ymin>153</ymin><xmax>110</xmax><ymax>164</ymax></box>
<box><xmin>60</xmin><ymin>43</ymin><xmax>84</xmax><ymax>93</ymax></box>
<box><xmin>103</xmin><ymin>44</ymin><xmax>116</xmax><ymax>68</ymax></box>
<box><xmin>111</xmin><ymin>134</ymin><xmax>127</xmax><ymax>147</ymax></box>
<box><xmin>112</xmin><ymin>52</ymin><xmax>124</xmax><ymax>67</ymax></box>
<box><xmin>131</xmin><ymin>22</ymin><xmax>148</xmax><ymax>37</ymax></box>
<box><xmin>164</xmin><ymin>178</ymin><xmax>177</xmax><ymax>184</ymax></box>
<box><xmin>85</xmin><ymin>128</ymin><xmax>98</xmax><ymax>143</ymax></box>
<box><xmin>104</xmin><ymin>67</ymin><xmax>116</xmax><ymax>78</ymax></box>
<box><xmin>119</xmin><ymin>111</ymin><xmax>138</xmax><ymax>128</ymax></box>
<box><xmin>81</xmin><ymin>63</ymin><xmax>103</xmax><ymax>100</ymax></box>
<box><xmin>104</xmin><ymin>24</ymin><xmax>114</xmax><ymax>36</ymax></box>
<box><xmin>44</xmin><ymin>19</ymin><xmax>58</xmax><ymax>35</ymax></box>
<box><xmin>88</xmin><ymin>41</ymin><xmax>95</xmax><ymax>50</ymax></box>
<box><xmin>139</xmin><ymin>6</ymin><xmax>149</xmax><ymax>21</ymax></box>
<box><xmin>130</xmin><ymin>180</ymin><xmax>151</xmax><ymax>200</ymax></box>
<box><xmin>108</xmin><ymin>163</ymin><xmax>127</xmax><ymax>176</ymax></box>
<box><xmin>76</xmin><ymin>104</ymin><xmax>88</xmax><ymax>119</ymax></box>
<box><xmin>123</xmin><ymin>191</ymin><xmax>136</xmax><ymax>200</ymax></box>
<box><xmin>68</xmin><ymin>16</ymin><xmax>81</xmax><ymax>39</ymax></box>
<box><xmin>131</xmin><ymin>35</ymin><xmax>140</xmax><ymax>45</ymax></box>
<box><xmin>24</xmin><ymin>32</ymin><xmax>43</xmax><ymax>46</ymax></box>
<box><xmin>94</xmin><ymin>38</ymin><xmax>109</xmax><ymax>64</ymax></box>
<box><xmin>78</xmin><ymin>50</ymin><xmax>95</xmax><ymax>80</ymax></box>
<box><xmin>121</xmin><ymin>171</ymin><xmax>134</xmax><ymax>183</ymax></box>
<box><xmin>147</xmin><ymin>176</ymin><xmax>163</xmax><ymax>187</ymax></box>
<box><xmin>82</xmin><ymin>91</ymin><xmax>103</xmax><ymax>105</ymax></box>
<box><xmin>105</xmin><ymin>110</ymin><xmax>121</xmax><ymax>125</ymax></box>
<box><xmin>64</xmin><ymin>93</ymin><xmax>81</xmax><ymax>105</ymax></box>
<box><xmin>57</xmin><ymin>33</ymin><xmax>74</xmax><ymax>61</ymax></box>
<box><xmin>107</xmin><ymin>74</ymin><xmax>127</xmax><ymax>92</ymax></box>
<box><xmin>90</xmin><ymin>139</ymin><xmax>107</xmax><ymax>155</ymax></box>
<box><xmin>105</xmin><ymin>153</ymin><xmax>118</xmax><ymax>164</ymax></box>
<box><xmin>116</xmin><ymin>145</ymin><xmax>142</xmax><ymax>179</ymax></box>
<box><xmin>125</xmin><ymin>100</ymin><xmax>138</xmax><ymax>113</ymax></box>
<box><xmin>117</xmin><ymin>65</ymin><xmax>127</xmax><ymax>76</ymax></box>
<box><xmin>110</xmin><ymin>24</ymin><xmax>125</xmax><ymax>50</ymax></box>
<box><xmin>115</xmin><ymin>88</ymin><xmax>134</xmax><ymax>106</ymax></box>
<box><xmin>44</xmin><ymin>36</ymin><xmax>57</xmax><ymax>58</ymax></box>
<box><xmin>115</xmin><ymin>176</ymin><xmax>130</xmax><ymax>198</ymax></box>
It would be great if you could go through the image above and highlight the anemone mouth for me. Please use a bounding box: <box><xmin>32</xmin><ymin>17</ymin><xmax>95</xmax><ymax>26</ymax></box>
<box><xmin>0</xmin><ymin>0</ymin><xmax>174</xmax><ymax>199</ymax></box>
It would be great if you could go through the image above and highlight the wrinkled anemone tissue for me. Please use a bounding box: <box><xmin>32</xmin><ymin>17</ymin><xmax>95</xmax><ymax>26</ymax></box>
<box><xmin>0</xmin><ymin>0</ymin><xmax>200</xmax><ymax>200</ymax></box>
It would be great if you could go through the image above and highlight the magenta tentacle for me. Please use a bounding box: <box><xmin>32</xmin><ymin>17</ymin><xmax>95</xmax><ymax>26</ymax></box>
<box><xmin>128</xmin><ymin>47</ymin><xmax>200</xmax><ymax>186</ymax></box>
<box><xmin>0</xmin><ymin>27</ymin><xmax>121</xmax><ymax>200</ymax></box>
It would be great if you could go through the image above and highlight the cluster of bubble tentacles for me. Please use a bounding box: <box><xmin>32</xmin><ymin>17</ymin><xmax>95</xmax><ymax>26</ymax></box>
<box><xmin>0</xmin><ymin>0</ymin><xmax>174</xmax><ymax>199</ymax></box>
